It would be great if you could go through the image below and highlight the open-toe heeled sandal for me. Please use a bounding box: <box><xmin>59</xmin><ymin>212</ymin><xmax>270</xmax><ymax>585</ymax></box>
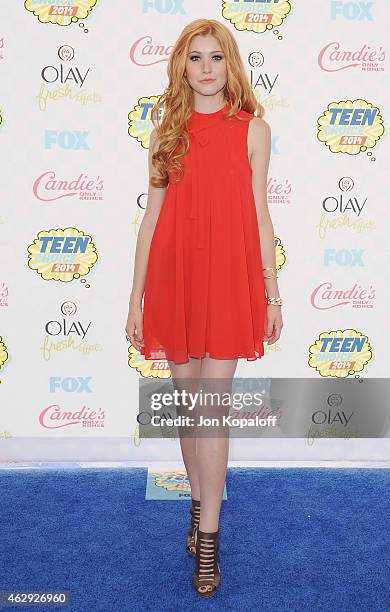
<box><xmin>186</xmin><ymin>498</ymin><xmax>200</xmax><ymax>556</ymax></box>
<box><xmin>192</xmin><ymin>526</ymin><xmax>221</xmax><ymax>598</ymax></box>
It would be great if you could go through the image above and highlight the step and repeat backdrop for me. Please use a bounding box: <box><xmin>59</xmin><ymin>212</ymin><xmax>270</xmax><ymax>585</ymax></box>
<box><xmin>0</xmin><ymin>1</ymin><xmax>389</xmax><ymax>462</ymax></box>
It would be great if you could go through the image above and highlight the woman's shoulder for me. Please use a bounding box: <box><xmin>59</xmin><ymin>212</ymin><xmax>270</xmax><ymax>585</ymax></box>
<box><xmin>231</xmin><ymin>108</ymin><xmax>271</xmax><ymax>138</ymax></box>
<box><xmin>233</xmin><ymin>108</ymin><xmax>269</xmax><ymax>133</ymax></box>
<box><xmin>236</xmin><ymin>107</ymin><xmax>254</xmax><ymax>119</ymax></box>
<box><xmin>235</xmin><ymin>107</ymin><xmax>269</xmax><ymax>127</ymax></box>
<box><xmin>247</xmin><ymin>115</ymin><xmax>271</xmax><ymax>136</ymax></box>
<box><xmin>236</xmin><ymin>109</ymin><xmax>271</xmax><ymax>139</ymax></box>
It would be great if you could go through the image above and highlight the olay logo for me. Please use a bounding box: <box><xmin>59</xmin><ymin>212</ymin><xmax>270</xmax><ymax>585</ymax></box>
<box><xmin>41</xmin><ymin>45</ymin><xmax>90</xmax><ymax>87</ymax></box>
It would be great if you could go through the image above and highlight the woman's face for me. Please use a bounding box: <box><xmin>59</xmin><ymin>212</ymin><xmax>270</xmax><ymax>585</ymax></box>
<box><xmin>185</xmin><ymin>34</ymin><xmax>227</xmax><ymax>99</ymax></box>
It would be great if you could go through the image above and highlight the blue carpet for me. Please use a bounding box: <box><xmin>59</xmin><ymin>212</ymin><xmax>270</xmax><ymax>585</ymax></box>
<box><xmin>0</xmin><ymin>467</ymin><xmax>389</xmax><ymax>611</ymax></box>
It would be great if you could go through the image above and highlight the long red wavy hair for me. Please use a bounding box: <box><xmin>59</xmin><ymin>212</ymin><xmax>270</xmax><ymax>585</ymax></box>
<box><xmin>149</xmin><ymin>18</ymin><xmax>265</xmax><ymax>188</ymax></box>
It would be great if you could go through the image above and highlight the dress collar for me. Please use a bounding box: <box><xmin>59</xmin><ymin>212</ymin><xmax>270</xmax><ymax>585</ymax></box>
<box><xmin>187</xmin><ymin>102</ymin><xmax>233</xmax><ymax>147</ymax></box>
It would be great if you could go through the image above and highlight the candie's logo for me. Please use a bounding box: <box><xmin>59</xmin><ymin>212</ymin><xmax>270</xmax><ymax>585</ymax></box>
<box><xmin>222</xmin><ymin>0</ymin><xmax>292</xmax><ymax>34</ymax></box>
<box><xmin>308</xmin><ymin>329</ymin><xmax>372</xmax><ymax>377</ymax></box>
<box><xmin>27</xmin><ymin>227</ymin><xmax>98</xmax><ymax>283</ymax></box>
<box><xmin>310</xmin><ymin>282</ymin><xmax>375</xmax><ymax>310</ymax></box>
<box><xmin>33</xmin><ymin>171</ymin><xmax>104</xmax><ymax>202</ymax></box>
<box><xmin>317</xmin><ymin>99</ymin><xmax>384</xmax><ymax>158</ymax></box>
<box><xmin>268</xmin><ymin>177</ymin><xmax>292</xmax><ymax>205</ymax></box>
<box><xmin>0</xmin><ymin>282</ymin><xmax>9</xmax><ymax>307</ymax></box>
<box><xmin>24</xmin><ymin>0</ymin><xmax>97</xmax><ymax>27</ymax></box>
<box><xmin>39</xmin><ymin>403</ymin><xmax>105</xmax><ymax>429</ymax></box>
<box><xmin>318</xmin><ymin>42</ymin><xmax>386</xmax><ymax>73</ymax></box>
<box><xmin>130</xmin><ymin>36</ymin><xmax>172</xmax><ymax>66</ymax></box>
<box><xmin>128</xmin><ymin>96</ymin><xmax>161</xmax><ymax>149</ymax></box>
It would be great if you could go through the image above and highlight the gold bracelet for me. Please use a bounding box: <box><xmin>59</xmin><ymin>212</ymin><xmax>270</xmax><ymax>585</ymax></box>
<box><xmin>266</xmin><ymin>297</ymin><xmax>283</xmax><ymax>306</ymax></box>
<box><xmin>263</xmin><ymin>267</ymin><xmax>278</xmax><ymax>279</ymax></box>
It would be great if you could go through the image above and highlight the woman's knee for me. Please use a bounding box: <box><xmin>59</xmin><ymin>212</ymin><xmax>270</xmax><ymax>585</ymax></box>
<box><xmin>200</xmin><ymin>355</ymin><xmax>238</xmax><ymax>380</ymax></box>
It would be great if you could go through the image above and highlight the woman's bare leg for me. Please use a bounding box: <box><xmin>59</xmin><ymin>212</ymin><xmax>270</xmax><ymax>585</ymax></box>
<box><xmin>197</xmin><ymin>353</ymin><xmax>238</xmax><ymax>532</ymax></box>
<box><xmin>167</xmin><ymin>356</ymin><xmax>202</xmax><ymax>500</ymax></box>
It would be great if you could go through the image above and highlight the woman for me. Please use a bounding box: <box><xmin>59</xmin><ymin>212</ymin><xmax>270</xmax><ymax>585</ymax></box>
<box><xmin>126</xmin><ymin>18</ymin><xmax>283</xmax><ymax>597</ymax></box>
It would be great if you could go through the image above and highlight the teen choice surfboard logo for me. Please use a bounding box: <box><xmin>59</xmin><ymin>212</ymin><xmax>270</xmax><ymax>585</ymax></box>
<box><xmin>317</xmin><ymin>99</ymin><xmax>384</xmax><ymax>158</ymax></box>
<box><xmin>274</xmin><ymin>236</ymin><xmax>286</xmax><ymax>270</ymax></box>
<box><xmin>0</xmin><ymin>335</ymin><xmax>9</xmax><ymax>372</ymax></box>
<box><xmin>127</xmin><ymin>344</ymin><xmax>172</xmax><ymax>379</ymax></box>
<box><xmin>24</xmin><ymin>0</ymin><xmax>98</xmax><ymax>26</ymax></box>
<box><xmin>128</xmin><ymin>96</ymin><xmax>162</xmax><ymax>149</ymax></box>
<box><xmin>154</xmin><ymin>471</ymin><xmax>190</xmax><ymax>492</ymax></box>
<box><xmin>222</xmin><ymin>0</ymin><xmax>292</xmax><ymax>34</ymax></box>
<box><xmin>27</xmin><ymin>227</ymin><xmax>98</xmax><ymax>283</ymax></box>
<box><xmin>308</xmin><ymin>329</ymin><xmax>372</xmax><ymax>377</ymax></box>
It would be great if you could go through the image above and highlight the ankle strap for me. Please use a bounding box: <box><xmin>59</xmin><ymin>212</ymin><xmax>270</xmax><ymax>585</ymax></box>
<box><xmin>197</xmin><ymin>528</ymin><xmax>219</xmax><ymax>539</ymax></box>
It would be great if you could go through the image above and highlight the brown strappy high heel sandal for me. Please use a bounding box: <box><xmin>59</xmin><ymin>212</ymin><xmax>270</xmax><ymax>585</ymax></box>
<box><xmin>192</xmin><ymin>526</ymin><xmax>221</xmax><ymax>597</ymax></box>
<box><xmin>186</xmin><ymin>498</ymin><xmax>200</xmax><ymax>556</ymax></box>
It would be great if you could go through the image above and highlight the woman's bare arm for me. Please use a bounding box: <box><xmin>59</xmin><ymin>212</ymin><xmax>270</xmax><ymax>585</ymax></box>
<box><xmin>249</xmin><ymin>117</ymin><xmax>281</xmax><ymax>300</ymax></box>
<box><xmin>129</xmin><ymin>129</ymin><xmax>167</xmax><ymax>308</ymax></box>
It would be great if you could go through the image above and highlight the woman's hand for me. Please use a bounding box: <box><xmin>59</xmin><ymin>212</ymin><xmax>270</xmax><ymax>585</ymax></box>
<box><xmin>264</xmin><ymin>305</ymin><xmax>283</xmax><ymax>345</ymax></box>
<box><xmin>125</xmin><ymin>302</ymin><xmax>144</xmax><ymax>351</ymax></box>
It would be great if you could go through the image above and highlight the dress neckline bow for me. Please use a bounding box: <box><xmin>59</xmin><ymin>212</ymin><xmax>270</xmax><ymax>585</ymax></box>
<box><xmin>187</xmin><ymin>102</ymin><xmax>232</xmax><ymax>147</ymax></box>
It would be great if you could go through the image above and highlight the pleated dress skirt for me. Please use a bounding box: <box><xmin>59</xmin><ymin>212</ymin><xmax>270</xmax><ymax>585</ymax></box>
<box><xmin>139</xmin><ymin>102</ymin><xmax>267</xmax><ymax>364</ymax></box>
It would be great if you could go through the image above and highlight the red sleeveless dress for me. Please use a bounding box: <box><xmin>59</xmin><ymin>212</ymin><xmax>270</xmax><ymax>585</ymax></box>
<box><xmin>139</xmin><ymin>102</ymin><xmax>267</xmax><ymax>364</ymax></box>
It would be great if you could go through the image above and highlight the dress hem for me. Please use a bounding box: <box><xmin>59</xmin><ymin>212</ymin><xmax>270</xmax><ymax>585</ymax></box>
<box><xmin>139</xmin><ymin>349</ymin><xmax>266</xmax><ymax>364</ymax></box>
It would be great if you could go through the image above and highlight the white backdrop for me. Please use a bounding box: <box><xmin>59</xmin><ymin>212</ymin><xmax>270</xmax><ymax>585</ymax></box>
<box><xmin>0</xmin><ymin>1</ymin><xmax>389</xmax><ymax>462</ymax></box>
